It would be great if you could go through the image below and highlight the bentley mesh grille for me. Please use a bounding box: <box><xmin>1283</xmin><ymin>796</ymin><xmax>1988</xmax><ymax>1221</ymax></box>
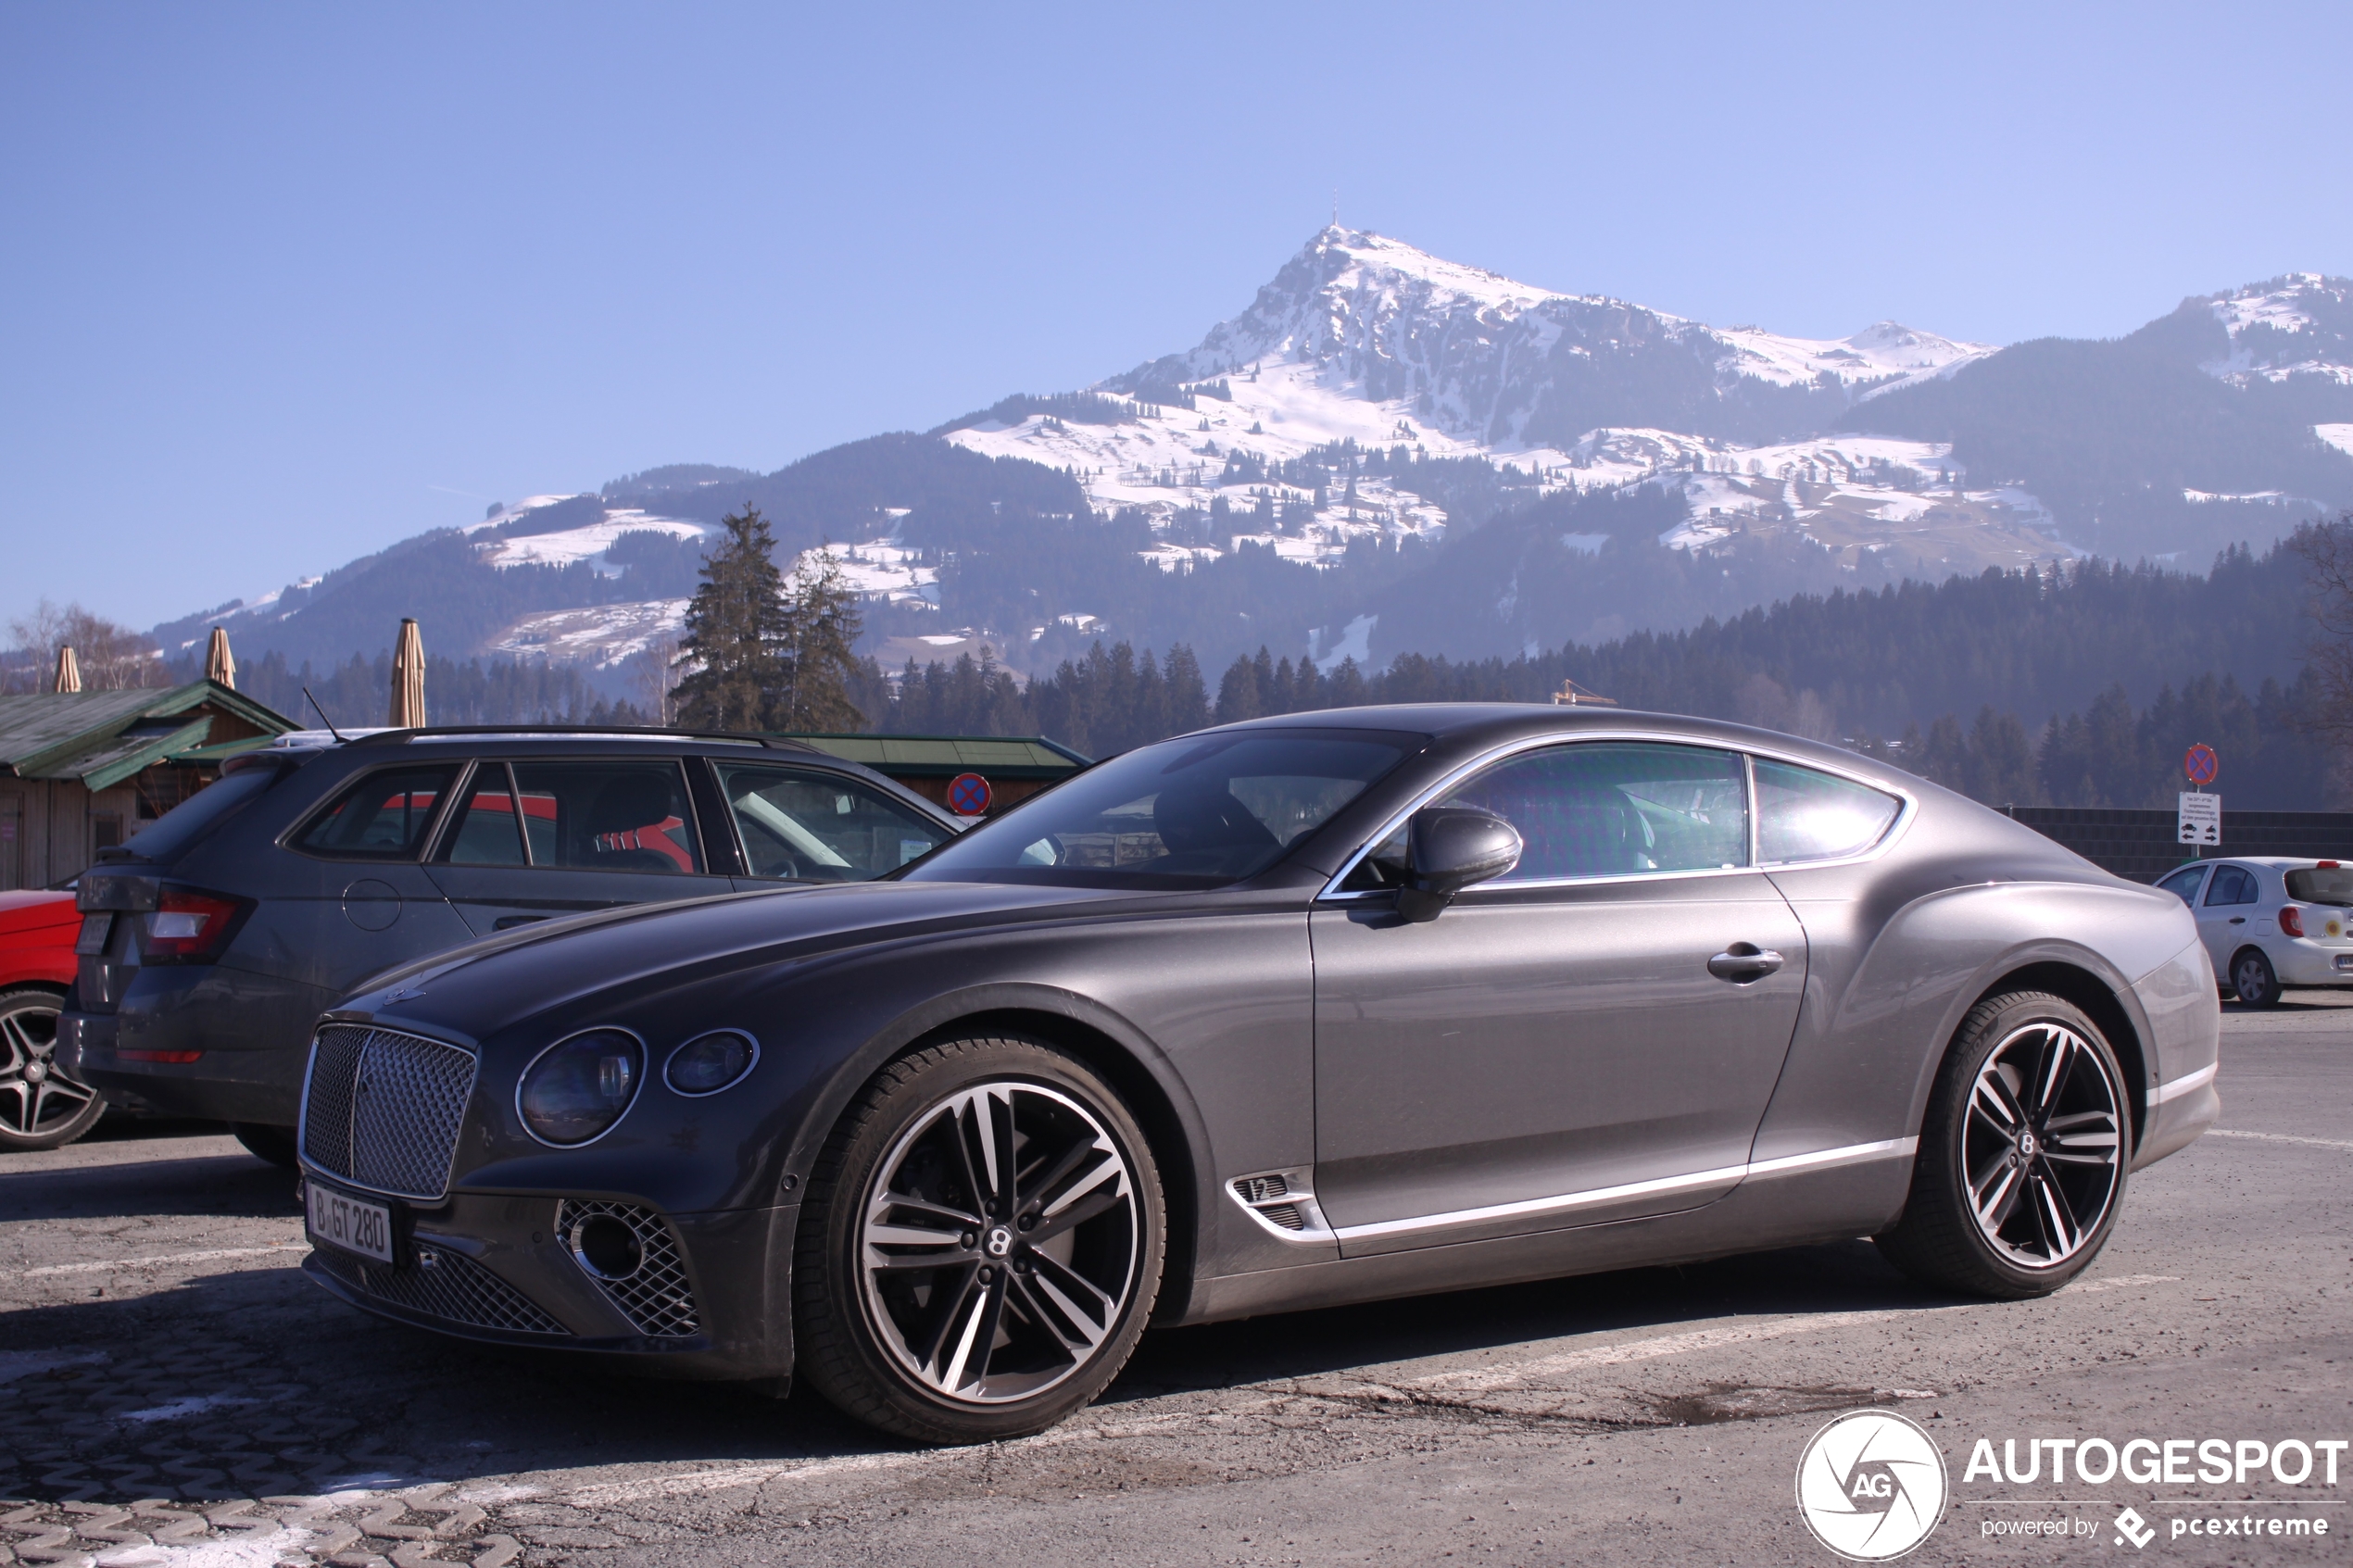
<box><xmin>302</xmin><ymin>1023</ymin><xmax>476</xmax><ymax>1201</ymax></box>
<box><xmin>314</xmin><ymin>1242</ymin><xmax>568</xmax><ymax>1336</ymax></box>
<box><xmin>557</xmin><ymin>1200</ymin><xmax>701</xmax><ymax>1337</ymax></box>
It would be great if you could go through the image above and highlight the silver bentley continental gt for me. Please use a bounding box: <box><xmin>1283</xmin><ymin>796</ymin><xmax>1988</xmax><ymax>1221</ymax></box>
<box><xmin>295</xmin><ymin>706</ymin><xmax>2220</xmax><ymax>1443</ymax></box>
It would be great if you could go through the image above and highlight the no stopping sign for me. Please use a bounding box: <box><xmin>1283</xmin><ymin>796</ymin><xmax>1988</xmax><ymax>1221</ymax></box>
<box><xmin>947</xmin><ymin>772</ymin><xmax>993</xmax><ymax>816</ymax></box>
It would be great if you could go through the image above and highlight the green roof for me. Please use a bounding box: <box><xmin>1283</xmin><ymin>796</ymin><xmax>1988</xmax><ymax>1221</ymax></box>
<box><xmin>0</xmin><ymin>682</ymin><xmax>296</xmax><ymax>789</ymax></box>
<box><xmin>776</xmin><ymin>733</ymin><xmax>1090</xmax><ymax>778</ymax></box>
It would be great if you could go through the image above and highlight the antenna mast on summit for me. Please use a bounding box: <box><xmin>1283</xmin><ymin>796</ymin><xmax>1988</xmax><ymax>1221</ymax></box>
<box><xmin>1331</xmin><ymin>189</ymin><xmax>1338</xmax><ymax>228</ymax></box>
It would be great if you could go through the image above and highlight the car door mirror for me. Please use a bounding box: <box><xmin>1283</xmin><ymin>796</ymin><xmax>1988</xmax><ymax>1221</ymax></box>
<box><xmin>1396</xmin><ymin>808</ymin><xmax>1522</xmax><ymax>922</ymax></box>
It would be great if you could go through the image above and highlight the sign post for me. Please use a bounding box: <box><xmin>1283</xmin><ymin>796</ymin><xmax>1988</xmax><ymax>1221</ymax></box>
<box><xmin>2179</xmin><ymin>744</ymin><xmax>2221</xmax><ymax>855</ymax></box>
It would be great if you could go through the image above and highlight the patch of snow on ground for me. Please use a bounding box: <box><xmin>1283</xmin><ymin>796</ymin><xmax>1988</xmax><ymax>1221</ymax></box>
<box><xmin>477</xmin><ymin>511</ymin><xmax>709</xmax><ymax>572</ymax></box>
<box><xmin>462</xmin><ymin>494</ymin><xmax>588</xmax><ymax>534</ymax></box>
<box><xmin>491</xmin><ymin>598</ymin><xmax>689</xmax><ymax>667</ymax></box>
<box><xmin>1558</xmin><ymin>533</ymin><xmax>1609</xmax><ymax>554</ymax></box>
<box><xmin>2318</xmin><ymin>423</ymin><xmax>2353</xmax><ymax>458</ymax></box>
<box><xmin>2183</xmin><ymin>488</ymin><xmax>2290</xmax><ymax>503</ymax></box>
<box><xmin>789</xmin><ymin>541</ymin><xmax>938</xmax><ymax>607</ymax></box>
<box><xmin>1310</xmin><ymin>614</ymin><xmax>1378</xmax><ymax>667</ymax></box>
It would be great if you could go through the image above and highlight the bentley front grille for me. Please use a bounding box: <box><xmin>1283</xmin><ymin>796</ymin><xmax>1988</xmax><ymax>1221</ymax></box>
<box><xmin>314</xmin><ymin>1243</ymin><xmax>569</xmax><ymax>1336</ymax></box>
<box><xmin>556</xmin><ymin>1199</ymin><xmax>701</xmax><ymax>1337</ymax></box>
<box><xmin>301</xmin><ymin>1023</ymin><xmax>477</xmax><ymax>1201</ymax></box>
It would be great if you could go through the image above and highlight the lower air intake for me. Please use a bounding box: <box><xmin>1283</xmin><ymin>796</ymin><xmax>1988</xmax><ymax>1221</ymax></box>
<box><xmin>315</xmin><ymin>1243</ymin><xmax>568</xmax><ymax>1336</ymax></box>
<box><xmin>556</xmin><ymin>1200</ymin><xmax>701</xmax><ymax>1337</ymax></box>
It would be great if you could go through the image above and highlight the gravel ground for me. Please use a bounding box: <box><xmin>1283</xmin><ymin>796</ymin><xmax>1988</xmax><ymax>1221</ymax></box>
<box><xmin>0</xmin><ymin>996</ymin><xmax>2346</xmax><ymax>1566</ymax></box>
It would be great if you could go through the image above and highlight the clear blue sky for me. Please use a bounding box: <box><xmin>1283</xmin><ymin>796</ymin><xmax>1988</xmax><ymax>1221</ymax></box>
<box><xmin>5</xmin><ymin>2</ymin><xmax>2349</xmax><ymax>632</ymax></box>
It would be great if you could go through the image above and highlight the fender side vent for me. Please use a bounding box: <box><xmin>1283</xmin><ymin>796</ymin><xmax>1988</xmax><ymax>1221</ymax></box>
<box><xmin>1226</xmin><ymin>1168</ymin><xmax>1329</xmax><ymax>1240</ymax></box>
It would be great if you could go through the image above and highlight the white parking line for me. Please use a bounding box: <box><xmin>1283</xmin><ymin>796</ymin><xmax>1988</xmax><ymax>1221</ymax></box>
<box><xmin>2206</xmin><ymin>1128</ymin><xmax>2353</xmax><ymax>1152</ymax></box>
<box><xmin>22</xmin><ymin>1241</ymin><xmax>306</xmax><ymax>1278</ymax></box>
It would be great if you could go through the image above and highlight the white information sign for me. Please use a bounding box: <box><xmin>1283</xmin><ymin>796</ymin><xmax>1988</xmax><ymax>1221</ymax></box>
<box><xmin>2178</xmin><ymin>791</ymin><xmax>2221</xmax><ymax>847</ymax></box>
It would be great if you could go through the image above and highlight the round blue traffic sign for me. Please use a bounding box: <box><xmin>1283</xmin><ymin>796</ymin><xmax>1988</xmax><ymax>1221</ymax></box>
<box><xmin>2184</xmin><ymin>744</ymin><xmax>2219</xmax><ymax>786</ymax></box>
<box><xmin>947</xmin><ymin>772</ymin><xmax>993</xmax><ymax>816</ymax></box>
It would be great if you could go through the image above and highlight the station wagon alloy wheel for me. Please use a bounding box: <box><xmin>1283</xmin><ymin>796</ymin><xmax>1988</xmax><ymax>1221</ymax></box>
<box><xmin>1961</xmin><ymin>1021</ymin><xmax>2123</xmax><ymax>1269</ymax></box>
<box><xmin>858</xmin><ymin>1080</ymin><xmax>1140</xmax><ymax>1404</ymax></box>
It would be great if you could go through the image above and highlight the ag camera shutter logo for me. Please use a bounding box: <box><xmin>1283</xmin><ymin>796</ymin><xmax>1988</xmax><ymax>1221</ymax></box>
<box><xmin>1795</xmin><ymin>1410</ymin><xmax>1949</xmax><ymax>1561</ymax></box>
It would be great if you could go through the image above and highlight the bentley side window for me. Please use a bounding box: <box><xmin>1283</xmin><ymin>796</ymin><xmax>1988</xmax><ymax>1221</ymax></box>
<box><xmin>1422</xmin><ymin>742</ymin><xmax>1748</xmax><ymax>884</ymax></box>
<box><xmin>714</xmin><ymin>764</ymin><xmax>948</xmax><ymax>881</ymax></box>
<box><xmin>2154</xmin><ymin>864</ymin><xmax>2208</xmax><ymax>907</ymax></box>
<box><xmin>1754</xmin><ymin>759</ymin><xmax>1902</xmax><ymax>864</ymax></box>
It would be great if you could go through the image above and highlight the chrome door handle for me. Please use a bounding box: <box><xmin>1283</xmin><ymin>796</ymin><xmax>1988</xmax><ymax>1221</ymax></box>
<box><xmin>1707</xmin><ymin>944</ymin><xmax>1785</xmax><ymax>984</ymax></box>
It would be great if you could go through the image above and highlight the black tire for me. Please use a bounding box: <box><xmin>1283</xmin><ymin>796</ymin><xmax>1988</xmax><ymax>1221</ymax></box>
<box><xmin>2230</xmin><ymin>948</ymin><xmax>2284</xmax><ymax>1008</ymax></box>
<box><xmin>233</xmin><ymin>1123</ymin><xmax>300</xmax><ymax>1168</ymax></box>
<box><xmin>1876</xmin><ymin>991</ymin><xmax>2130</xmax><ymax>1299</ymax></box>
<box><xmin>794</xmin><ymin>1034</ymin><xmax>1164</xmax><ymax>1444</ymax></box>
<box><xmin>0</xmin><ymin>986</ymin><xmax>108</xmax><ymax>1153</ymax></box>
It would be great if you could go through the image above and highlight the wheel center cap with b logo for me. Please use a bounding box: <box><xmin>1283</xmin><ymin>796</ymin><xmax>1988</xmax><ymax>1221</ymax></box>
<box><xmin>2018</xmin><ymin>1131</ymin><xmax>2038</xmax><ymax>1160</ymax></box>
<box><xmin>984</xmin><ymin>1226</ymin><xmax>1013</xmax><ymax>1258</ymax></box>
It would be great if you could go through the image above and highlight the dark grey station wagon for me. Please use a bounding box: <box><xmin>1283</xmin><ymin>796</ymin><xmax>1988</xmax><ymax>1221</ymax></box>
<box><xmin>59</xmin><ymin>726</ymin><xmax>956</xmax><ymax>1160</ymax></box>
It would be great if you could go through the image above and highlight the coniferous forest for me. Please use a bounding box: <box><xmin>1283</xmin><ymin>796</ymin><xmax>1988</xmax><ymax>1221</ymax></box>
<box><xmin>172</xmin><ymin>531</ymin><xmax>2347</xmax><ymax>811</ymax></box>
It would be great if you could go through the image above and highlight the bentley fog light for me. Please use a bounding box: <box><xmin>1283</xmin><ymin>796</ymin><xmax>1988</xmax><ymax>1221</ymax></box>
<box><xmin>518</xmin><ymin>1028</ymin><xmax>644</xmax><ymax>1146</ymax></box>
<box><xmin>664</xmin><ymin>1030</ymin><xmax>759</xmax><ymax>1096</ymax></box>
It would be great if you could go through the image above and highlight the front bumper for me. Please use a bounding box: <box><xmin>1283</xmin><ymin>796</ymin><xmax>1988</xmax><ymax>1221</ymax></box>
<box><xmin>296</xmin><ymin>1178</ymin><xmax>799</xmax><ymax>1382</ymax></box>
<box><xmin>58</xmin><ymin>964</ymin><xmax>328</xmax><ymax>1125</ymax></box>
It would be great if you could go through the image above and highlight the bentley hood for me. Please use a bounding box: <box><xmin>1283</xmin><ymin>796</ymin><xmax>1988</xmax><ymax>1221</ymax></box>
<box><xmin>335</xmin><ymin>879</ymin><xmax>1136</xmax><ymax>1046</ymax></box>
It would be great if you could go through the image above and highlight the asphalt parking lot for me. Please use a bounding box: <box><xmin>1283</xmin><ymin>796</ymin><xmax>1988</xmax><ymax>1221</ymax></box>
<box><xmin>1</xmin><ymin>997</ymin><xmax>2346</xmax><ymax>1567</ymax></box>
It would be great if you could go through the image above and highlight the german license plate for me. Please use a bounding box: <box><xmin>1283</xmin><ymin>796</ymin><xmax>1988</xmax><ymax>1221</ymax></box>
<box><xmin>307</xmin><ymin>1182</ymin><xmax>394</xmax><ymax>1264</ymax></box>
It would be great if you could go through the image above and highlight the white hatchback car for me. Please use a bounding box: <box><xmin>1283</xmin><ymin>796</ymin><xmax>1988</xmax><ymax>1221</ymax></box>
<box><xmin>2153</xmin><ymin>857</ymin><xmax>2353</xmax><ymax>1006</ymax></box>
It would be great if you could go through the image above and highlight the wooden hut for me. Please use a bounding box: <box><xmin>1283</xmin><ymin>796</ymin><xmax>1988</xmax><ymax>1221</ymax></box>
<box><xmin>0</xmin><ymin>681</ymin><xmax>296</xmax><ymax>889</ymax></box>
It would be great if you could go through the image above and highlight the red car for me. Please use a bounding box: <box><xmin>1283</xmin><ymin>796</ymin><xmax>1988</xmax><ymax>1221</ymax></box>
<box><xmin>0</xmin><ymin>890</ymin><xmax>107</xmax><ymax>1150</ymax></box>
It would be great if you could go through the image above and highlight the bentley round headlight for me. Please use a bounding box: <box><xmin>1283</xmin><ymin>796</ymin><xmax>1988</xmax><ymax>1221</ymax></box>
<box><xmin>665</xmin><ymin>1030</ymin><xmax>759</xmax><ymax>1097</ymax></box>
<box><xmin>517</xmin><ymin>1028</ymin><xmax>644</xmax><ymax>1147</ymax></box>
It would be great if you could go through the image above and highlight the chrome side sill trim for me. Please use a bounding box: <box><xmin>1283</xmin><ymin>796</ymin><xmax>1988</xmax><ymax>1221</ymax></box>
<box><xmin>2150</xmin><ymin>1061</ymin><xmax>2219</xmax><ymax>1105</ymax></box>
<box><xmin>1328</xmin><ymin>1137</ymin><xmax>1919</xmax><ymax>1245</ymax></box>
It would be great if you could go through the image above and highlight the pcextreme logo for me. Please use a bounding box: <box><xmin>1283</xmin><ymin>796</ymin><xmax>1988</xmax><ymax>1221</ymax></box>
<box><xmin>1795</xmin><ymin>1410</ymin><xmax>1950</xmax><ymax>1561</ymax></box>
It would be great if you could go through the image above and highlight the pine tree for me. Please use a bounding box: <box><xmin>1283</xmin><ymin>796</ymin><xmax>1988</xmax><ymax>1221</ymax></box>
<box><xmin>673</xmin><ymin>508</ymin><xmax>787</xmax><ymax>732</ymax></box>
<box><xmin>775</xmin><ymin>547</ymin><xmax>867</xmax><ymax>732</ymax></box>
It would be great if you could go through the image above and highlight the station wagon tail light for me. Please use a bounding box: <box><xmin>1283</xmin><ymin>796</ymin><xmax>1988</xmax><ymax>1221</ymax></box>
<box><xmin>140</xmin><ymin>887</ymin><xmax>249</xmax><ymax>964</ymax></box>
<box><xmin>2280</xmin><ymin>905</ymin><xmax>2306</xmax><ymax>938</ymax></box>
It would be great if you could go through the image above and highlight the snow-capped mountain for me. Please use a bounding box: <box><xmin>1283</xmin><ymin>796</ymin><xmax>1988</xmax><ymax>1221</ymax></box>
<box><xmin>2200</xmin><ymin>273</ymin><xmax>2353</xmax><ymax>388</ymax></box>
<box><xmin>148</xmin><ymin>233</ymin><xmax>2353</xmax><ymax>682</ymax></box>
<box><xmin>945</xmin><ymin>227</ymin><xmax>2039</xmax><ymax>574</ymax></box>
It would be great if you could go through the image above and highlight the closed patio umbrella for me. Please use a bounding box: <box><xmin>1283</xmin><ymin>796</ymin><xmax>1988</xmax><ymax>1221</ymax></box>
<box><xmin>389</xmin><ymin>618</ymin><xmax>426</xmax><ymax>728</ymax></box>
<box><xmin>53</xmin><ymin>646</ymin><xmax>81</xmax><ymax>694</ymax></box>
<box><xmin>205</xmin><ymin>626</ymin><xmax>236</xmax><ymax>690</ymax></box>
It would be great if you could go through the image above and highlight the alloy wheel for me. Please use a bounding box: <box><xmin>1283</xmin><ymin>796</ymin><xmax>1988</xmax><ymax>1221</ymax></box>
<box><xmin>0</xmin><ymin>994</ymin><xmax>103</xmax><ymax>1146</ymax></box>
<box><xmin>1961</xmin><ymin>1022</ymin><xmax>2123</xmax><ymax>1269</ymax></box>
<box><xmin>857</xmin><ymin>1080</ymin><xmax>1140</xmax><ymax>1405</ymax></box>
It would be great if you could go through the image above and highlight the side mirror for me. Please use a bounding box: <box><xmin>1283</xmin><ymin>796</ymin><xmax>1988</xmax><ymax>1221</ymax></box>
<box><xmin>1395</xmin><ymin>807</ymin><xmax>1522</xmax><ymax>922</ymax></box>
